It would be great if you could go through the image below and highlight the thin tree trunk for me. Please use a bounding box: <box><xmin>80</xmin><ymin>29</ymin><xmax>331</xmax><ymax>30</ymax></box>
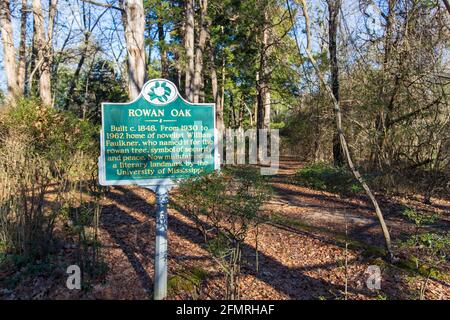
<box><xmin>263</xmin><ymin>89</ymin><xmax>271</xmax><ymax>128</ymax></box>
<box><xmin>65</xmin><ymin>36</ymin><xmax>89</xmax><ymax>108</ymax></box>
<box><xmin>193</xmin><ymin>0</ymin><xmax>208</xmax><ymax>103</ymax></box>
<box><xmin>48</xmin><ymin>0</ymin><xmax>57</xmax><ymax>59</ymax></box>
<box><xmin>157</xmin><ymin>15</ymin><xmax>168</xmax><ymax>78</ymax></box>
<box><xmin>62</xmin><ymin>3</ymin><xmax>107</xmax><ymax>108</ymax></box>
<box><xmin>288</xmin><ymin>0</ymin><xmax>393</xmax><ymax>259</ymax></box>
<box><xmin>120</xmin><ymin>0</ymin><xmax>146</xmax><ymax>99</ymax></box>
<box><xmin>443</xmin><ymin>0</ymin><xmax>450</xmax><ymax>14</ymax></box>
<box><xmin>209</xmin><ymin>44</ymin><xmax>224</xmax><ymax>132</ymax></box>
<box><xmin>372</xmin><ymin>0</ymin><xmax>396</xmax><ymax>169</ymax></box>
<box><xmin>262</xmin><ymin>9</ymin><xmax>271</xmax><ymax>129</ymax></box>
<box><xmin>220</xmin><ymin>48</ymin><xmax>225</xmax><ymax>114</ymax></box>
<box><xmin>184</xmin><ymin>0</ymin><xmax>195</xmax><ymax>101</ymax></box>
<box><xmin>256</xmin><ymin>71</ymin><xmax>264</xmax><ymax>131</ymax></box>
<box><xmin>17</xmin><ymin>0</ymin><xmax>28</xmax><ymax>94</ymax></box>
<box><xmin>257</xmin><ymin>5</ymin><xmax>271</xmax><ymax>162</ymax></box>
<box><xmin>65</xmin><ymin>0</ymin><xmax>90</xmax><ymax>107</ymax></box>
<box><xmin>48</xmin><ymin>0</ymin><xmax>57</xmax><ymax>106</ymax></box>
<box><xmin>33</xmin><ymin>0</ymin><xmax>52</xmax><ymax>106</ymax></box>
<box><xmin>328</xmin><ymin>0</ymin><xmax>344</xmax><ymax>166</ymax></box>
<box><xmin>0</xmin><ymin>0</ymin><xmax>19</xmax><ymax>99</ymax></box>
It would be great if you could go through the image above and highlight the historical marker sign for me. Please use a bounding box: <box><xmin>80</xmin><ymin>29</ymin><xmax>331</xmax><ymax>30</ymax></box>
<box><xmin>99</xmin><ymin>78</ymin><xmax>218</xmax><ymax>187</ymax></box>
<box><xmin>99</xmin><ymin>79</ymin><xmax>218</xmax><ymax>300</ymax></box>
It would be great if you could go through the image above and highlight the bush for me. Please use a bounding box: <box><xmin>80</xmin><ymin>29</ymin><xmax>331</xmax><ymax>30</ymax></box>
<box><xmin>0</xmin><ymin>99</ymin><xmax>99</xmax><ymax>260</ymax></box>
<box><xmin>176</xmin><ymin>166</ymin><xmax>271</xmax><ymax>299</ymax></box>
<box><xmin>0</xmin><ymin>98</ymin><xmax>98</xmax><ymax>161</ymax></box>
<box><xmin>295</xmin><ymin>163</ymin><xmax>362</xmax><ymax>195</ymax></box>
<box><xmin>402</xmin><ymin>207</ymin><xmax>438</xmax><ymax>237</ymax></box>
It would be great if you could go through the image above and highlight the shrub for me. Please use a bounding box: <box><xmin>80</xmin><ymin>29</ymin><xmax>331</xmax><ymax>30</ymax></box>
<box><xmin>295</xmin><ymin>162</ymin><xmax>362</xmax><ymax>195</ymax></box>
<box><xmin>399</xmin><ymin>231</ymin><xmax>450</xmax><ymax>299</ymax></box>
<box><xmin>402</xmin><ymin>207</ymin><xmax>438</xmax><ymax>240</ymax></box>
<box><xmin>0</xmin><ymin>98</ymin><xmax>98</xmax><ymax>161</ymax></box>
<box><xmin>168</xmin><ymin>267</ymin><xmax>208</xmax><ymax>299</ymax></box>
<box><xmin>176</xmin><ymin>166</ymin><xmax>271</xmax><ymax>299</ymax></box>
<box><xmin>0</xmin><ymin>99</ymin><xmax>99</xmax><ymax>261</ymax></box>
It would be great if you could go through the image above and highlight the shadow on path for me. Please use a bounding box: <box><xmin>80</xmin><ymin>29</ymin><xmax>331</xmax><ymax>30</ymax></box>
<box><xmin>101</xmin><ymin>186</ymin><xmax>376</xmax><ymax>299</ymax></box>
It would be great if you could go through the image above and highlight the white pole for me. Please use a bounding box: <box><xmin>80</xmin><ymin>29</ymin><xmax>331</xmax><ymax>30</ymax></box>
<box><xmin>153</xmin><ymin>186</ymin><xmax>169</xmax><ymax>300</ymax></box>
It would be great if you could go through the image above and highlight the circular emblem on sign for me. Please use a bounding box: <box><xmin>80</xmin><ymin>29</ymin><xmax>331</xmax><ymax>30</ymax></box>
<box><xmin>142</xmin><ymin>79</ymin><xmax>177</xmax><ymax>105</ymax></box>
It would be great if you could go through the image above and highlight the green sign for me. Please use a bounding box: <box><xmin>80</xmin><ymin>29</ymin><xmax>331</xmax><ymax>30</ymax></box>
<box><xmin>99</xmin><ymin>79</ymin><xmax>218</xmax><ymax>186</ymax></box>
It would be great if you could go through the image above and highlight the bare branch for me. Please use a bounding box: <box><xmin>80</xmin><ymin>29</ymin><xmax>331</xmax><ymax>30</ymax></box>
<box><xmin>79</xmin><ymin>0</ymin><xmax>123</xmax><ymax>12</ymax></box>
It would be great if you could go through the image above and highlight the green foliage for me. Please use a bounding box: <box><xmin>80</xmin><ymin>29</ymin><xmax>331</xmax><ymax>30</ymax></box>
<box><xmin>168</xmin><ymin>267</ymin><xmax>208</xmax><ymax>298</ymax></box>
<box><xmin>0</xmin><ymin>99</ymin><xmax>100</xmax><ymax>260</ymax></box>
<box><xmin>54</xmin><ymin>60</ymin><xmax>128</xmax><ymax>122</ymax></box>
<box><xmin>0</xmin><ymin>98</ymin><xmax>99</xmax><ymax>161</ymax></box>
<box><xmin>403</xmin><ymin>232</ymin><xmax>450</xmax><ymax>256</ymax></box>
<box><xmin>80</xmin><ymin>60</ymin><xmax>128</xmax><ymax>122</ymax></box>
<box><xmin>402</xmin><ymin>208</ymin><xmax>438</xmax><ymax>228</ymax></box>
<box><xmin>270</xmin><ymin>121</ymin><xmax>285</xmax><ymax>129</ymax></box>
<box><xmin>177</xmin><ymin>166</ymin><xmax>271</xmax><ymax>299</ymax></box>
<box><xmin>295</xmin><ymin>163</ymin><xmax>362</xmax><ymax>195</ymax></box>
<box><xmin>398</xmin><ymin>230</ymin><xmax>450</xmax><ymax>285</ymax></box>
<box><xmin>178</xmin><ymin>166</ymin><xmax>271</xmax><ymax>234</ymax></box>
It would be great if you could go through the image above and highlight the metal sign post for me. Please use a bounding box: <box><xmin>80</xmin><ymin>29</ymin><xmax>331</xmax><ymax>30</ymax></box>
<box><xmin>99</xmin><ymin>79</ymin><xmax>218</xmax><ymax>300</ymax></box>
<box><xmin>149</xmin><ymin>185</ymin><xmax>171</xmax><ymax>300</ymax></box>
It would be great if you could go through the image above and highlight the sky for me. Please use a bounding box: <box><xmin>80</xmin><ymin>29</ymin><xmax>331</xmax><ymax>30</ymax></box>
<box><xmin>0</xmin><ymin>0</ymin><xmax>126</xmax><ymax>92</ymax></box>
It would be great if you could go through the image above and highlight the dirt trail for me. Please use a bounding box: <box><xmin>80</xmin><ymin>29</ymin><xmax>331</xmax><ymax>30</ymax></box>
<box><xmin>11</xmin><ymin>157</ymin><xmax>445</xmax><ymax>300</ymax></box>
<box><xmin>267</xmin><ymin>157</ymin><xmax>449</xmax><ymax>247</ymax></box>
<box><xmin>65</xmin><ymin>157</ymin><xmax>447</xmax><ymax>300</ymax></box>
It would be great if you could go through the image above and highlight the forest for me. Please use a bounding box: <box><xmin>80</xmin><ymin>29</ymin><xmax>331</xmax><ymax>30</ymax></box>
<box><xmin>0</xmin><ymin>0</ymin><xmax>449</xmax><ymax>301</ymax></box>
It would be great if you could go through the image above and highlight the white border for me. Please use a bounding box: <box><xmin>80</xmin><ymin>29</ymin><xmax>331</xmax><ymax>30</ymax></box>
<box><xmin>99</xmin><ymin>79</ymin><xmax>219</xmax><ymax>187</ymax></box>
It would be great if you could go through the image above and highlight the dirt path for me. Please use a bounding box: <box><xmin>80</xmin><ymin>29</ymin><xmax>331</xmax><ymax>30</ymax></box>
<box><xmin>267</xmin><ymin>157</ymin><xmax>450</xmax><ymax>248</ymax></box>
<box><xmin>5</xmin><ymin>158</ymin><xmax>447</xmax><ymax>300</ymax></box>
<box><xmin>71</xmin><ymin>157</ymin><xmax>448</xmax><ymax>300</ymax></box>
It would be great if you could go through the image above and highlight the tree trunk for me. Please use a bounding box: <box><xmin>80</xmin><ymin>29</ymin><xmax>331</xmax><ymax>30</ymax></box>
<box><xmin>256</xmin><ymin>6</ymin><xmax>271</xmax><ymax>162</ymax></box>
<box><xmin>184</xmin><ymin>0</ymin><xmax>195</xmax><ymax>101</ymax></box>
<box><xmin>327</xmin><ymin>0</ymin><xmax>344</xmax><ymax>166</ymax></box>
<box><xmin>371</xmin><ymin>0</ymin><xmax>397</xmax><ymax>169</ymax></box>
<box><xmin>0</xmin><ymin>0</ymin><xmax>19</xmax><ymax>99</ymax></box>
<box><xmin>17</xmin><ymin>0</ymin><xmax>28</xmax><ymax>94</ymax></box>
<box><xmin>120</xmin><ymin>0</ymin><xmax>146</xmax><ymax>99</ymax></box>
<box><xmin>209</xmin><ymin>43</ymin><xmax>224</xmax><ymax>132</ymax></box>
<box><xmin>263</xmin><ymin>87</ymin><xmax>271</xmax><ymax>128</ymax></box>
<box><xmin>33</xmin><ymin>0</ymin><xmax>52</xmax><ymax>106</ymax></box>
<box><xmin>443</xmin><ymin>0</ymin><xmax>450</xmax><ymax>14</ymax></box>
<box><xmin>256</xmin><ymin>71</ymin><xmax>264</xmax><ymax>131</ymax></box>
<box><xmin>220</xmin><ymin>46</ymin><xmax>225</xmax><ymax>115</ymax></box>
<box><xmin>64</xmin><ymin>35</ymin><xmax>89</xmax><ymax>108</ymax></box>
<box><xmin>47</xmin><ymin>0</ymin><xmax>57</xmax><ymax>106</ymax></box>
<box><xmin>259</xmin><ymin>7</ymin><xmax>271</xmax><ymax>129</ymax></box>
<box><xmin>157</xmin><ymin>15</ymin><xmax>168</xmax><ymax>78</ymax></box>
<box><xmin>193</xmin><ymin>0</ymin><xmax>208</xmax><ymax>103</ymax></box>
<box><xmin>48</xmin><ymin>0</ymin><xmax>57</xmax><ymax>59</ymax></box>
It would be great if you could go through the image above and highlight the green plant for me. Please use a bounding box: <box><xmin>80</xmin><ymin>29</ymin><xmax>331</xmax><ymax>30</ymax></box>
<box><xmin>295</xmin><ymin>163</ymin><xmax>362</xmax><ymax>195</ymax></box>
<box><xmin>402</xmin><ymin>208</ymin><xmax>437</xmax><ymax>227</ymax></box>
<box><xmin>168</xmin><ymin>267</ymin><xmax>208</xmax><ymax>299</ymax></box>
<box><xmin>0</xmin><ymin>99</ymin><xmax>100</xmax><ymax>261</ymax></box>
<box><xmin>176</xmin><ymin>166</ymin><xmax>271</xmax><ymax>299</ymax></box>
<box><xmin>399</xmin><ymin>231</ymin><xmax>449</xmax><ymax>299</ymax></box>
<box><xmin>402</xmin><ymin>207</ymin><xmax>438</xmax><ymax>242</ymax></box>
